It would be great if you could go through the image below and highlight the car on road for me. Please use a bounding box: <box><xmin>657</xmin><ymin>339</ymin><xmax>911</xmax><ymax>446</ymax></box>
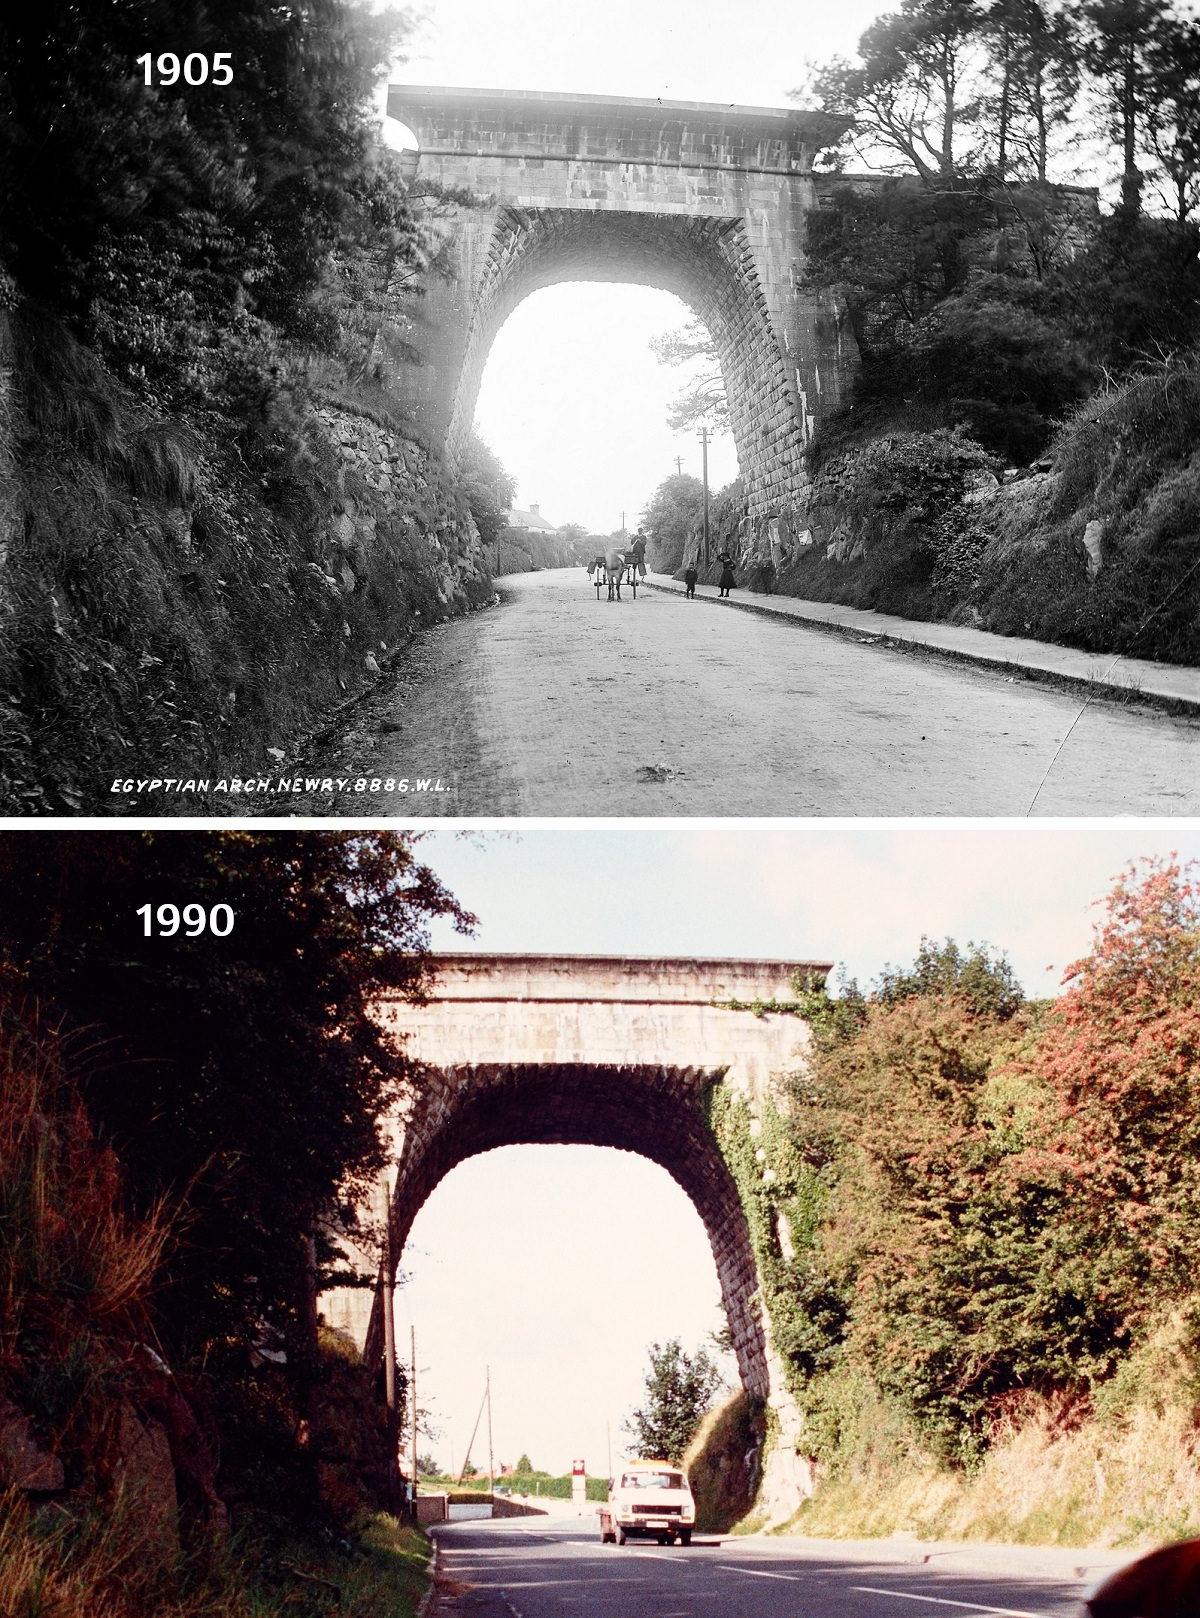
<box><xmin>598</xmin><ymin>1460</ymin><xmax>696</xmax><ymax>1546</ymax></box>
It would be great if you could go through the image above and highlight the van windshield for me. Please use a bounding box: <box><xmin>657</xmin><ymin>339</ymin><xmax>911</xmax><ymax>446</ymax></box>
<box><xmin>621</xmin><ymin>1470</ymin><xmax>684</xmax><ymax>1490</ymax></box>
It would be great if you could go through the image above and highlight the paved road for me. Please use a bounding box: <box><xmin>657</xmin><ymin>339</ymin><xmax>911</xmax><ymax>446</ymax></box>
<box><xmin>284</xmin><ymin>571</ymin><xmax>1198</xmax><ymax>817</ymax></box>
<box><xmin>428</xmin><ymin>1517</ymin><xmax>1100</xmax><ymax>1618</ymax></box>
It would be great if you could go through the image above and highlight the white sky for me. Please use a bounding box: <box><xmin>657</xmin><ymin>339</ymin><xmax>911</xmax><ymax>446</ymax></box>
<box><xmin>377</xmin><ymin>0</ymin><xmax>890</xmax><ymax>533</ymax></box>
<box><xmin>396</xmin><ymin>827</ymin><xmax>1200</xmax><ymax>1477</ymax></box>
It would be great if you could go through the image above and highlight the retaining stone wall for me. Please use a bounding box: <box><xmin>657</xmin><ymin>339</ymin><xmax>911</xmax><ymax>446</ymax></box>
<box><xmin>317</xmin><ymin>406</ymin><xmax>490</xmax><ymax>622</ymax></box>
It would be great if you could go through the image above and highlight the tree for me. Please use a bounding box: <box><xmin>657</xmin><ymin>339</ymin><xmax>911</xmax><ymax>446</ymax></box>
<box><xmin>1003</xmin><ymin>858</ymin><xmax>1200</xmax><ymax>1343</ymax></box>
<box><xmin>982</xmin><ymin>0</ymin><xmax>1081</xmax><ymax>182</ymax></box>
<box><xmin>460</xmin><ymin>432</ymin><xmax>517</xmax><ymax>553</ymax></box>
<box><xmin>513</xmin><ymin>1453</ymin><xmax>535</xmax><ymax>1474</ymax></box>
<box><xmin>1080</xmin><ymin>0</ymin><xmax>1173</xmax><ymax>214</ymax></box>
<box><xmin>623</xmin><ymin>1339</ymin><xmax>723</xmax><ymax>1464</ymax></box>
<box><xmin>0</xmin><ymin>832</ymin><xmax>474</xmax><ymax>1375</ymax></box>
<box><xmin>649</xmin><ymin>321</ymin><xmax>729</xmax><ymax>432</ymax></box>
<box><xmin>1143</xmin><ymin>13</ymin><xmax>1200</xmax><ymax>222</ymax></box>
<box><xmin>640</xmin><ymin>473</ymin><xmax>705</xmax><ymax>574</ymax></box>
<box><xmin>806</xmin><ymin>0</ymin><xmax>992</xmax><ymax>182</ymax></box>
<box><xmin>793</xmin><ymin>953</ymin><xmax>1066</xmax><ymax>1460</ymax></box>
<box><xmin>0</xmin><ymin>0</ymin><xmax>420</xmax><ymax>406</ymax></box>
<box><xmin>875</xmin><ymin>935</ymin><xmax>1026</xmax><ymax>1016</ymax></box>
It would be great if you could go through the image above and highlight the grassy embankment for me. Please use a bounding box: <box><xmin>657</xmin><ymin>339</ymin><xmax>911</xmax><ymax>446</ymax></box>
<box><xmin>0</xmin><ymin>1000</ymin><xmax>432</xmax><ymax>1618</ymax></box>
<box><xmin>0</xmin><ymin>308</ymin><xmax>490</xmax><ymax>815</ymax></box>
<box><xmin>770</xmin><ymin>1329</ymin><xmax>1200</xmax><ymax>1548</ymax></box>
<box><xmin>725</xmin><ymin>356</ymin><xmax>1200</xmax><ymax>667</ymax></box>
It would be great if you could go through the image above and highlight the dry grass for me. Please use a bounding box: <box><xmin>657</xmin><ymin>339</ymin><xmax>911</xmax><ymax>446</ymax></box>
<box><xmin>0</xmin><ymin>1494</ymin><xmax>432</xmax><ymax>1618</ymax></box>
<box><xmin>0</xmin><ymin>1020</ymin><xmax>170</xmax><ymax>1351</ymax></box>
<box><xmin>783</xmin><ymin>1329</ymin><xmax>1200</xmax><ymax>1549</ymax></box>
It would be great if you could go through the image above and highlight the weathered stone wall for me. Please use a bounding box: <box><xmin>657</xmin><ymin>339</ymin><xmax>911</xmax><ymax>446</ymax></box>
<box><xmin>384</xmin><ymin>87</ymin><xmax>859</xmax><ymax>528</ymax></box>
<box><xmin>318</xmin><ymin>405</ymin><xmax>490</xmax><ymax>619</ymax></box>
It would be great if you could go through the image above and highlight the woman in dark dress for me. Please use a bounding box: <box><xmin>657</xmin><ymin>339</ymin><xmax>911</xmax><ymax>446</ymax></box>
<box><xmin>716</xmin><ymin>550</ymin><xmax>736</xmax><ymax>597</ymax></box>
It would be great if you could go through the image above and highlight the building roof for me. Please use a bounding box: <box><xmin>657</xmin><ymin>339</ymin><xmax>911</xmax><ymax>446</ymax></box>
<box><xmin>506</xmin><ymin>506</ymin><xmax>559</xmax><ymax>533</ymax></box>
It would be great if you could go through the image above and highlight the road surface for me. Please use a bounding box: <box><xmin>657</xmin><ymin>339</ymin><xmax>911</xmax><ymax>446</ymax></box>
<box><xmin>427</xmin><ymin>1516</ymin><xmax>1105</xmax><ymax>1618</ymax></box>
<box><xmin>283</xmin><ymin>571</ymin><xmax>1198</xmax><ymax>816</ymax></box>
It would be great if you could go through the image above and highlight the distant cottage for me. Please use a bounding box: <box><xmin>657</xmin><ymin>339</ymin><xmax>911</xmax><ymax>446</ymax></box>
<box><xmin>503</xmin><ymin>502</ymin><xmax>559</xmax><ymax>536</ymax></box>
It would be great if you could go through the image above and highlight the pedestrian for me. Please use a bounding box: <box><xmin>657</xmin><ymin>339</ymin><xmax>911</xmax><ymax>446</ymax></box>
<box><xmin>629</xmin><ymin>529</ymin><xmax>648</xmax><ymax>578</ymax></box>
<box><xmin>759</xmin><ymin>558</ymin><xmax>775</xmax><ymax>595</ymax></box>
<box><xmin>716</xmin><ymin>549</ymin><xmax>736</xmax><ymax>598</ymax></box>
<box><xmin>684</xmin><ymin>565</ymin><xmax>698</xmax><ymax>598</ymax></box>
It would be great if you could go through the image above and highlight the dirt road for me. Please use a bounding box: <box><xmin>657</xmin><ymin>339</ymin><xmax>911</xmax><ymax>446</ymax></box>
<box><xmin>282</xmin><ymin>570</ymin><xmax>1199</xmax><ymax>817</ymax></box>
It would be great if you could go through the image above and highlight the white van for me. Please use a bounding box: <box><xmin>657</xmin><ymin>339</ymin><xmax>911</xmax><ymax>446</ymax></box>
<box><xmin>598</xmin><ymin>1460</ymin><xmax>696</xmax><ymax>1546</ymax></box>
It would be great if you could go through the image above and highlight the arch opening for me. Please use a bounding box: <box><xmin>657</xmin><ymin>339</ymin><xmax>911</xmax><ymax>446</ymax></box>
<box><xmin>474</xmin><ymin>282</ymin><xmax>739</xmax><ymax>535</ymax></box>
<box><xmin>365</xmin><ymin>1062</ymin><xmax>772</xmax><ymax>1409</ymax></box>
<box><xmin>448</xmin><ymin>207</ymin><xmax>804</xmax><ymax>526</ymax></box>
<box><xmin>399</xmin><ymin>1143</ymin><xmax>736</xmax><ymax>1476</ymax></box>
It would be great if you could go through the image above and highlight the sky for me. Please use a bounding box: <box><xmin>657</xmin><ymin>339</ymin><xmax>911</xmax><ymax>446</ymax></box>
<box><xmin>374</xmin><ymin>0</ymin><xmax>893</xmax><ymax>533</ymax></box>
<box><xmin>392</xmin><ymin>827</ymin><xmax>1200</xmax><ymax>1478</ymax></box>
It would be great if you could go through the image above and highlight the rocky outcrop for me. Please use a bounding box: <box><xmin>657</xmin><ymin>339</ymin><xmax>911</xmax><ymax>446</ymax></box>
<box><xmin>318</xmin><ymin>407</ymin><xmax>490</xmax><ymax>620</ymax></box>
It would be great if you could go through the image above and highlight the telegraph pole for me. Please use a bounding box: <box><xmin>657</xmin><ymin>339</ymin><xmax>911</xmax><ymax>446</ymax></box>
<box><xmin>378</xmin><ymin>1173</ymin><xmax>400</xmax><ymax>1513</ymax></box>
<box><xmin>674</xmin><ymin>455</ymin><xmax>683</xmax><ymax>476</ymax></box>
<box><xmin>486</xmin><ymin>1365</ymin><xmax>495</xmax><ymax>1504</ymax></box>
<box><xmin>699</xmin><ymin>427</ymin><xmax>711</xmax><ymax>569</ymax></box>
<box><xmin>411</xmin><ymin>1324</ymin><xmax>418</xmax><ymax>1513</ymax></box>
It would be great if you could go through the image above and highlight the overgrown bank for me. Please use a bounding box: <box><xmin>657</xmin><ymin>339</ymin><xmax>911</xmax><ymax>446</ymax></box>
<box><xmin>759</xmin><ymin>361</ymin><xmax>1200</xmax><ymax>667</ymax></box>
<box><xmin>0</xmin><ymin>834</ymin><xmax>469</xmax><ymax>1615</ymax></box>
<box><xmin>706</xmin><ymin>867</ymin><xmax>1200</xmax><ymax>1547</ymax></box>
<box><xmin>0</xmin><ymin>310</ymin><xmax>492</xmax><ymax>816</ymax></box>
<box><xmin>0</xmin><ymin>997</ymin><xmax>431</xmax><ymax>1618</ymax></box>
<box><xmin>0</xmin><ymin>0</ymin><xmax>508</xmax><ymax>815</ymax></box>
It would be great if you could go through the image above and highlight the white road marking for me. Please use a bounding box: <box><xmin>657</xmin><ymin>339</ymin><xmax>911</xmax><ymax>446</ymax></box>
<box><xmin>717</xmin><ymin>1565</ymin><xmax>803</xmax><ymax>1581</ymax></box>
<box><xmin>852</xmin><ymin>1585</ymin><xmax>1051</xmax><ymax>1617</ymax></box>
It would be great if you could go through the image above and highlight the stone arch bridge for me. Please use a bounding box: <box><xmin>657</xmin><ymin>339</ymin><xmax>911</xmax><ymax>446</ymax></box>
<box><xmin>384</xmin><ymin>87</ymin><xmax>858</xmax><ymax>528</ymax></box>
<box><xmin>325</xmin><ymin>951</ymin><xmax>828</xmax><ymax>1499</ymax></box>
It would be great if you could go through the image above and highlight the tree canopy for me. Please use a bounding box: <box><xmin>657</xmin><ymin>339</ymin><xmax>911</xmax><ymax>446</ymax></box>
<box><xmin>0</xmin><ymin>0</ymin><xmax>422</xmax><ymax>414</ymax></box>
<box><xmin>0</xmin><ymin>831</ymin><xmax>473</xmax><ymax>1369</ymax></box>
<box><xmin>772</xmin><ymin>859</ymin><xmax>1200</xmax><ymax>1466</ymax></box>
<box><xmin>623</xmin><ymin>1338</ymin><xmax>723</xmax><ymax>1464</ymax></box>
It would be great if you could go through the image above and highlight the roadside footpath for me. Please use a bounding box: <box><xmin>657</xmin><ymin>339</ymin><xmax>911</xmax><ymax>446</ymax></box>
<box><xmin>646</xmin><ymin>577</ymin><xmax>1200</xmax><ymax>716</ymax></box>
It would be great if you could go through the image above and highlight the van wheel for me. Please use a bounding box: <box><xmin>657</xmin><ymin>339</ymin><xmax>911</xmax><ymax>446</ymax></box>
<box><xmin>678</xmin><ymin>1529</ymin><xmax>692</xmax><ymax>1546</ymax></box>
<box><xmin>614</xmin><ymin>1523</ymin><xmax>627</xmax><ymax>1546</ymax></box>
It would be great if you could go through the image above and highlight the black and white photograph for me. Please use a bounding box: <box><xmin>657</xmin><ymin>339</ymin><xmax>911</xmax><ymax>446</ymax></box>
<box><xmin>0</xmin><ymin>0</ymin><xmax>1197</xmax><ymax>814</ymax></box>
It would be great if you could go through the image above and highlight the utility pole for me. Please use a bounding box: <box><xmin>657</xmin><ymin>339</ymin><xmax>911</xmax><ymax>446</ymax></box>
<box><xmin>378</xmin><ymin>1173</ymin><xmax>399</xmax><ymax>1512</ymax></box>
<box><xmin>699</xmin><ymin>427</ymin><xmax>711</xmax><ymax>569</ymax></box>
<box><xmin>674</xmin><ymin>455</ymin><xmax>683</xmax><ymax>476</ymax></box>
<box><xmin>486</xmin><ymin>1365</ymin><xmax>494</xmax><ymax>1506</ymax></box>
<box><xmin>411</xmin><ymin>1324</ymin><xmax>418</xmax><ymax>1513</ymax></box>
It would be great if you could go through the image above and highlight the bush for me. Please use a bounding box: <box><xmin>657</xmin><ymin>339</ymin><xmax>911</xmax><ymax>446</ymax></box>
<box><xmin>973</xmin><ymin>357</ymin><xmax>1200</xmax><ymax>662</ymax></box>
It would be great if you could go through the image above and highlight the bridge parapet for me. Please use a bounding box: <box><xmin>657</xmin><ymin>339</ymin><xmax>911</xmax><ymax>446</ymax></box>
<box><xmin>389</xmin><ymin>86</ymin><xmax>847</xmax><ymax>177</ymax></box>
